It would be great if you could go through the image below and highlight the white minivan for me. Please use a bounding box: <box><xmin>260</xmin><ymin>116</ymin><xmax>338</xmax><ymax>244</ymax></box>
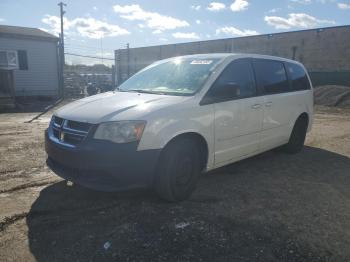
<box><xmin>46</xmin><ymin>54</ymin><xmax>313</xmax><ymax>201</ymax></box>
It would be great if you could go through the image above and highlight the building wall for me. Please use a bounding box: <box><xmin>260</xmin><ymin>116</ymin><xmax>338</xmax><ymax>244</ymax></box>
<box><xmin>0</xmin><ymin>37</ymin><xmax>59</xmax><ymax>96</ymax></box>
<box><xmin>115</xmin><ymin>26</ymin><xmax>350</xmax><ymax>86</ymax></box>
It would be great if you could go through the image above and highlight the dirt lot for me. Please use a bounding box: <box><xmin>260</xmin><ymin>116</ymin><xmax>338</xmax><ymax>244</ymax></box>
<box><xmin>0</xmin><ymin>105</ymin><xmax>349</xmax><ymax>262</ymax></box>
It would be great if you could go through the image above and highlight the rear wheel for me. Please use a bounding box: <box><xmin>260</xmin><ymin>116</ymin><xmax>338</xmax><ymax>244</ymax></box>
<box><xmin>155</xmin><ymin>138</ymin><xmax>201</xmax><ymax>202</ymax></box>
<box><xmin>283</xmin><ymin>116</ymin><xmax>308</xmax><ymax>154</ymax></box>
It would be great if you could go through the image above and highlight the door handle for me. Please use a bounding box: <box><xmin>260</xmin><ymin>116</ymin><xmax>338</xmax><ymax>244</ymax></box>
<box><xmin>265</xmin><ymin>102</ymin><xmax>272</xmax><ymax>107</ymax></box>
<box><xmin>251</xmin><ymin>104</ymin><xmax>261</xmax><ymax>109</ymax></box>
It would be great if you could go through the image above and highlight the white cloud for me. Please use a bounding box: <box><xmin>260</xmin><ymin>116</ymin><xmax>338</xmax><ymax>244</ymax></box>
<box><xmin>207</xmin><ymin>2</ymin><xmax>226</xmax><ymax>11</ymax></box>
<box><xmin>338</xmin><ymin>2</ymin><xmax>350</xmax><ymax>9</ymax></box>
<box><xmin>113</xmin><ymin>4</ymin><xmax>141</xmax><ymax>14</ymax></box>
<box><xmin>289</xmin><ymin>0</ymin><xmax>336</xmax><ymax>6</ymax></box>
<box><xmin>42</xmin><ymin>15</ymin><xmax>130</xmax><ymax>39</ymax></box>
<box><xmin>39</xmin><ymin>27</ymin><xmax>49</xmax><ymax>33</ymax></box>
<box><xmin>196</xmin><ymin>19</ymin><xmax>201</xmax><ymax>24</ymax></box>
<box><xmin>95</xmin><ymin>51</ymin><xmax>114</xmax><ymax>58</ymax></box>
<box><xmin>93</xmin><ymin>6</ymin><xmax>98</xmax><ymax>11</ymax></box>
<box><xmin>159</xmin><ymin>37</ymin><xmax>169</xmax><ymax>42</ymax></box>
<box><xmin>172</xmin><ymin>32</ymin><xmax>200</xmax><ymax>39</ymax></box>
<box><xmin>268</xmin><ymin>8</ymin><xmax>281</xmax><ymax>13</ymax></box>
<box><xmin>265</xmin><ymin>13</ymin><xmax>335</xmax><ymax>29</ymax></box>
<box><xmin>289</xmin><ymin>0</ymin><xmax>312</xmax><ymax>4</ymax></box>
<box><xmin>73</xmin><ymin>18</ymin><xmax>130</xmax><ymax>38</ymax></box>
<box><xmin>42</xmin><ymin>15</ymin><xmax>70</xmax><ymax>35</ymax></box>
<box><xmin>113</xmin><ymin>4</ymin><xmax>189</xmax><ymax>31</ymax></box>
<box><xmin>230</xmin><ymin>0</ymin><xmax>249</xmax><ymax>12</ymax></box>
<box><xmin>152</xmin><ymin>29</ymin><xmax>162</xmax><ymax>34</ymax></box>
<box><xmin>191</xmin><ymin>5</ymin><xmax>201</xmax><ymax>11</ymax></box>
<box><xmin>216</xmin><ymin>26</ymin><xmax>259</xmax><ymax>36</ymax></box>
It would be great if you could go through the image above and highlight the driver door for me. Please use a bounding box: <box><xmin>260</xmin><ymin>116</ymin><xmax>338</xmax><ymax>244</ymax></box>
<box><xmin>203</xmin><ymin>59</ymin><xmax>263</xmax><ymax>167</ymax></box>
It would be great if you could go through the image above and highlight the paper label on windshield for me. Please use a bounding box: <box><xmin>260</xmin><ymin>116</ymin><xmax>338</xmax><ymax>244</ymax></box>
<box><xmin>191</xmin><ymin>60</ymin><xmax>213</xmax><ymax>65</ymax></box>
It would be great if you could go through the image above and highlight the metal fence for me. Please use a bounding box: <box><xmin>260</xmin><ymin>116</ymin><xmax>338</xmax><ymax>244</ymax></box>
<box><xmin>309</xmin><ymin>71</ymin><xmax>350</xmax><ymax>87</ymax></box>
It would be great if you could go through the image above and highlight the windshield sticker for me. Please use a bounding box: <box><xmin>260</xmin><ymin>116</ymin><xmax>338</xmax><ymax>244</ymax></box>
<box><xmin>190</xmin><ymin>60</ymin><xmax>213</xmax><ymax>65</ymax></box>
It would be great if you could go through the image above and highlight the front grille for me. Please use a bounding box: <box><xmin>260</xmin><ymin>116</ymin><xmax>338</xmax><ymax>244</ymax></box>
<box><xmin>54</xmin><ymin>116</ymin><xmax>64</xmax><ymax>126</ymax></box>
<box><xmin>67</xmin><ymin>120</ymin><xmax>91</xmax><ymax>132</ymax></box>
<box><xmin>51</xmin><ymin>116</ymin><xmax>92</xmax><ymax>147</ymax></box>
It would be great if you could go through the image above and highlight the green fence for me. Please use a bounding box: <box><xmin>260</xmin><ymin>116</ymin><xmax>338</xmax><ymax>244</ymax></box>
<box><xmin>309</xmin><ymin>71</ymin><xmax>350</xmax><ymax>87</ymax></box>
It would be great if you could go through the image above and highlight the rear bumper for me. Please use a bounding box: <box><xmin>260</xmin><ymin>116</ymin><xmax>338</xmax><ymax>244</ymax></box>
<box><xmin>45</xmin><ymin>131</ymin><xmax>161</xmax><ymax>191</ymax></box>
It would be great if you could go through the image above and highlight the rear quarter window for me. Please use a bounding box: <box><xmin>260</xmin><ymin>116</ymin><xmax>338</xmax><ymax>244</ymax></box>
<box><xmin>286</xmin><ymin>62</ymin><xmax>311</xmax><ymax>91</ymax></box>
<box><xmin>253</xmin><ymin>60</ymin><xmax>289</xmax><ymax>95</ymax></box>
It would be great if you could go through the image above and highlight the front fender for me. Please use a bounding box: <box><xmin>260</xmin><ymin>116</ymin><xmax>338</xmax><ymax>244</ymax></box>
<box><xmin>137</xmin><ymin>104</ymin><xmax>215</xmax><ymax>169</ymax></box>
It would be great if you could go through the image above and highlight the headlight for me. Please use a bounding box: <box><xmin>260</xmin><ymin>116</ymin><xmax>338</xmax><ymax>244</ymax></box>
<box><xmin>93</xmin><ymin>121</ymin><xmax>146</xmax><ymax>143</ymax></box>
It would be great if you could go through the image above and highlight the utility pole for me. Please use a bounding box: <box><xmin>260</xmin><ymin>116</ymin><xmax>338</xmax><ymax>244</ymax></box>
<box><xmin>126</xmin><ymin>43</ymin><xmax>130</xmax><ymax>78</ymax></box>
<box><xmin>100</xmin><ymin>37</ymin><xmax>104</xmax><ymax>64</ymax></box>
<box><xmin>58</xmin><ymin>2</ymin><xmax>66</xmax><ymax>98</ymax></box>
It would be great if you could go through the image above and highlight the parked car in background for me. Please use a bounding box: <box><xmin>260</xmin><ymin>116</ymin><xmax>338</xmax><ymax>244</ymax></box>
<box><xmin>45</xmin><ymin>54</ymin><xmax>313</xmax><ymax>202</ymax></box>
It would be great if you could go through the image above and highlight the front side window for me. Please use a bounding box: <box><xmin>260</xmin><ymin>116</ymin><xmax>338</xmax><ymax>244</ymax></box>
<box><xmin>253</xmin><ymin>60</ymin><xmax>289</xmax><ymax>95</ymax></box>
<box><xmin>286</xmin><ymin>62</ymin><xmax>310</xmax><ymax>91</ymax></box>
<box><xmin>202</xmin><ymin>60</ymin><xmax>256</xmax><ymax>104</ymax></box>
<box><xmin>117</xmin><ymin>57</ymin><xmax>221</xmax><ymax>96</ymax></box>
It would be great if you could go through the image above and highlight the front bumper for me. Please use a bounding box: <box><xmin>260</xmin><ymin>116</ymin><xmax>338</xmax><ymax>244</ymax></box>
<box><xmin>45</xmin><ymin>131</ymin><xmax>161</xmax><ymax>191</ymax></box>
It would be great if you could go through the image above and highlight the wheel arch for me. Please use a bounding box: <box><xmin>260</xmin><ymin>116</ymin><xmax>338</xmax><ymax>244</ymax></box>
<box><xmin>296</xmin><ymin>112</ymin><xmax>309</xmax><ymax>127</ymax></box>
<box><xmin>161</xmin><ymin>132</ymin><xmax>209</xmax><ymax>172</ymax></box>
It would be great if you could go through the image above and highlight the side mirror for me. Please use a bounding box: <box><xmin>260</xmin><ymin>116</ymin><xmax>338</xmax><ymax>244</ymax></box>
<box><xmin>222</xmin><ymin>82</ymin><xmax>241</xmax><ymax>98</ymax></box>
<box><xmin>212</xmin><ymin>82</ymin><xmax>240</xmax><ymax>100</ymax></box>
<box><xmin>200</xmin><ymin>82</ymin><xmax>241</xmax><ymax>105</ymax></box>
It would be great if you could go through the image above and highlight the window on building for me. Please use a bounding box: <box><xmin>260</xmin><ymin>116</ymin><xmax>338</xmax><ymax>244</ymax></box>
<box><xmin>7</xmin><ymin>51</ymin><xmax>17</xmax><ymax>67</ymax></box>
<box><xmin>286</xmin><ymin>62</ymin><xmax>311</xmax><ymax>91</ymax></box>
<box><xmin>0</xmin><ymin>50</ymin><xmax>18</xmax><ymax>68</ymax></box>
<box><xmin>0</xmin><ymin>51</ymin><xmax>7</xmax><ymax>66</ymax></box>
<box><xmin>253</xmin><ymin>60</ymin><xmax>289</xmax><ymax>95</ymax></box>
<box><xmin>18</xmin><ymin>50</ymin><xmax>28</xmax><ymax>70</ymax></box>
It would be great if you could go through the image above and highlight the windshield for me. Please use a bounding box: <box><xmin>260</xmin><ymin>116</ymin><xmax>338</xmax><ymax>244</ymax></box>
<box><xmin>117</xmin><ymin>57</ymin><xmax>222</xmax><ymax>96</ymax></box>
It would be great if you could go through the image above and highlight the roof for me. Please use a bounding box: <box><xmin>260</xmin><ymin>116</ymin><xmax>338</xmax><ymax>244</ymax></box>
<box><xmin>0</xmin><ymin>25</ymin><xmax>58</xmax><ymax>42</ymax></box>
<box><xmin>158</xmin><ymin>53</ymin><xmax>301</xmax><ymax>65</ymax></box>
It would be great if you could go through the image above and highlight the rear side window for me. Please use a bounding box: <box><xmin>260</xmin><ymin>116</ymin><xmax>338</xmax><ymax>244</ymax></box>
<box><xmin>253</xmin><ymin>60</ymin><xmax>289</xmax><ymax>95</ymax></box>
<box><xmin>286</xmin><ymin>62</ymin><xmax>311</xmax><ymax>91</ymax></box>
<box><xmin>204</xmin><ymin>60</ymin><xmax>256</xmax><ymax>103</ymax></box>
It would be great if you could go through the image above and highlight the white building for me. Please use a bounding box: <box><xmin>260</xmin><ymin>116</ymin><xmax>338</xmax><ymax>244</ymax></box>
<box><xmin>0</xmin><ymin>25</ymin><xmax>60</xmax><ymax>100</ymax></box>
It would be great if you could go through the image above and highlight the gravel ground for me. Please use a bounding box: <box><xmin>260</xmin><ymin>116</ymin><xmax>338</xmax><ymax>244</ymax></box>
<box><xmin>0</xmin><ymin>105</ymin><xmax>349</xmax><ymax>262</ymax></box>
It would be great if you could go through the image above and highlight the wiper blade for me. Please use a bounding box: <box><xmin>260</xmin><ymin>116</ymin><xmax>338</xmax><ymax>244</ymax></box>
<box><xmin>118</xmin><ymin>89</ymin><xmax>193</xmax><ymax>96</ymax></box>
<box><xmin>128</xmin><ymin>89</ymin><xmax>165</xmax><ymax>95</ymax></box>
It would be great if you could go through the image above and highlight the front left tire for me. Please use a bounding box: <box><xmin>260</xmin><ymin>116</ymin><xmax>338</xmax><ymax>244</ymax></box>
<box><xmin>154</xmin><ymin>138</ymin><xmax>202</xmax><ymax>202</ymax></box>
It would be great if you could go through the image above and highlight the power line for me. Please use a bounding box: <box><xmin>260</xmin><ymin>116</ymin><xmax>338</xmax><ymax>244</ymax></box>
<box><xmin>64</xmin><ymin>44</ymin><xmax>114</xmax><ymax>52</ymax></box>
<box><xmin>65</xmin><ymin>48</ymin><xmax>114</xmax><ymax>57</ymax></box>
<box><xmin>65</xmin><ymin>52</ymin><xmax>114</xmax><ymax>61</ymax></box>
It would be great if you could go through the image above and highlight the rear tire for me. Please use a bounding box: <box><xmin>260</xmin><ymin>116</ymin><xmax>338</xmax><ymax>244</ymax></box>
<box><xmin>154</xmin><ymin>138</ymin><xmax>201</xmax><ymax>202</ymax></box>
<box><xmin>283</xmin><ymin>117</ymin><xmax>308</xmax><ymax>154</ymax></box>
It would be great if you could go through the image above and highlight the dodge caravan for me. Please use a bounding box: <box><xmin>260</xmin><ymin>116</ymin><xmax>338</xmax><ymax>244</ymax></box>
<box><xmin>45</xmin><ymin>54</ymin><xmax>313</xmax><ymax>202</ymax></box>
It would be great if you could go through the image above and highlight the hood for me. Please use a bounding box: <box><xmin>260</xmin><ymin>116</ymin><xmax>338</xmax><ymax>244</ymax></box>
<box><xmin>55</xmin><ymin>91</ymin><xmax>187</xmax><ymax>123</ymax></box>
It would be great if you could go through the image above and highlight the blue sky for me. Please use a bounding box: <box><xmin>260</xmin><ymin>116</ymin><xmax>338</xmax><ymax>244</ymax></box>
<box><xmin>1</xmin><ymin>0</ymin><xmax>349</xmax><ymax>65</ymax></box>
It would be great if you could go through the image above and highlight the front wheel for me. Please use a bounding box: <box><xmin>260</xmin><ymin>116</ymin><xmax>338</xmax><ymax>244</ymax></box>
<box><xmin>154</xmin><ymin>138</ymin><xmax>201</xmax><ymax>202</ymax></box>
<box><xmin>283</xmin><ymin>117</ymin><xmax>308</xmax><ymax>154</ymax></box>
